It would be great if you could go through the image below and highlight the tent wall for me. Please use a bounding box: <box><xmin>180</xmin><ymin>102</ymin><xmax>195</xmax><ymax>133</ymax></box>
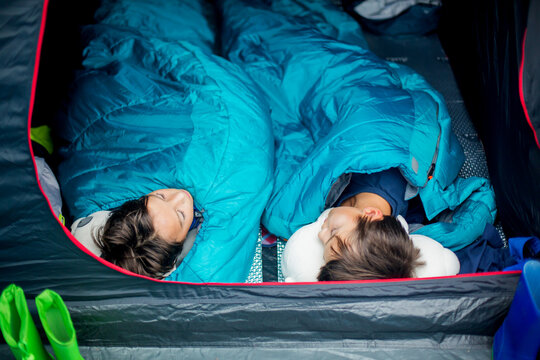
<box><xmin>0</xmin><ymin>0</ymin><xmax>167</xmax><ymax>297</ymax></box>
<box><xmin>1</xmin><ymin>273</ymin><xmax>520</xmax><ymax>358</ymax></box>
<box><xmin>0</xmin><ymin>0</ymin><xmax>75</xmax><ymax>289</ymax></box>
<box><xmin>31</xmin><ymin>0</ymin><xmax>99</xmax><ymax>140</ymax></box>
<box><xmin>439</xmin><ymin>0</ymin><xmax>540</xmax><ymax>239</ymax></box>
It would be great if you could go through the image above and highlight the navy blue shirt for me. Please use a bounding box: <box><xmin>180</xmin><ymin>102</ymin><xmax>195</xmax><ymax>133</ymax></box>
<box><xmin>333</xmin><ymin>168</ymin><xmax>408</xmax><ymax>217</ymax></box>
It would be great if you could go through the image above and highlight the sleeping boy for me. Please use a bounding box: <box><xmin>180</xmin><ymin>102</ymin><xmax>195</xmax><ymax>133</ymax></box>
<box><xmin>316</xmin><ymin>168</ymin><xmax>421</xmax><ymax>281</ymax></box>
<box><xmin>85</xmin><ymin>189</ymin><xmax>203</xmax><ymax>279</ymax></box>
<box><xmin>282</xmin><ymin>168</ymin><xmax>460</xmax><ymax>282</ymax></box>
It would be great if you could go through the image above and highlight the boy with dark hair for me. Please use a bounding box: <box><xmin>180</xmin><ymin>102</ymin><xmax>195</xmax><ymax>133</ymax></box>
<box><xmin>95</xmin><ymin>189</ymin><xmax>201</xmax><ymax>279</ymax></box>
<box><xmin>316</xmin><ymin>168</ymin><xmax>423</xmax><ymax>281</ymax></box>
<box><xmin>317</xmin><ymin>213</ymin><xmax>422</xmax><ymax>281</ymax></box>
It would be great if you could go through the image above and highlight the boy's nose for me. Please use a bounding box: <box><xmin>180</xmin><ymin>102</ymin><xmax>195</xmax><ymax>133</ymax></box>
<box><xmin>169</xmin><ymin>190</ymin><xmax>186</xmax><ymax>206</ymax></box>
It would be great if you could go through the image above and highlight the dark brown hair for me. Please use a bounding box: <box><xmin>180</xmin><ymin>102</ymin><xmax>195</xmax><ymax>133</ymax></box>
<box><xmin>317</xmin><ymin>215</ymin><xmax>422</xmax><ymax>281</ymax></box>
<box><xmin>94</xmin><ymin>196</ymin><xmax>183</xmax><ymax>279</ymax></box>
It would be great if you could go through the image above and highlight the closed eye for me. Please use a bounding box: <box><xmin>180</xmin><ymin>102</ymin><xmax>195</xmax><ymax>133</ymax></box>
<box><xmin>176</xmin><ymin>209</ymin><xmax>185</xmax><ymax>222</ymax></box>
<box><xmin>151</xmin><ymin>192</ymin><xmax>166</xmax><ymax>200</ymax></box>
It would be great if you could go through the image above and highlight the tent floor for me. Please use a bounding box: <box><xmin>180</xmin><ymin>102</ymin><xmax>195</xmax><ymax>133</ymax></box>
<box><xmin>0</xmin><ymin>344</ymin><xmax>494</xmax><ymax>359</ymax></box>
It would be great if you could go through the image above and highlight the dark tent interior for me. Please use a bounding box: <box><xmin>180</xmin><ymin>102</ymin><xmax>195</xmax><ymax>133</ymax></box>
<box><xmin>1</xmin><ymin>0</ymin><xmax>538</xmax><ymax>358</ymax></box>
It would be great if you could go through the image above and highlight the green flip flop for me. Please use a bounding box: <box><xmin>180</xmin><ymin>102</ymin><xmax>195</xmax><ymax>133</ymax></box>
<box><xmin>0</xmin><ymin>284</ymin><xmax>52</xmax><ymax>360</ymax></box>
<box><xmin>35</xmin><ymin>290</ymin><xmax>83</xmax><ymax>360</ymax></box>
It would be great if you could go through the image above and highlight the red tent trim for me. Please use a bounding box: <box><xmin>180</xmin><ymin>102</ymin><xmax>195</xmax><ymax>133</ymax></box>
<box><xmin>519</xmin><ymin>29</ymin><xmax>540</xmax><ymax>149</ymax></box>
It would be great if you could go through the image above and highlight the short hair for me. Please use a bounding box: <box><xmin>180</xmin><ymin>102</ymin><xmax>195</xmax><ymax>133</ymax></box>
<box><xmin>317</xmin><ymin>215</ymin><xmax>422</xmax><ymax>281</ymax></box>
<box><xmin>94</xmin><ymin>196</ymin><xmax>183</xmax><ymax>279</ymax></box>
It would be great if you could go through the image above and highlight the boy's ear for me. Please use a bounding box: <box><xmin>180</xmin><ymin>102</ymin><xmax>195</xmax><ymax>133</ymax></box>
<box><xmin>362</xmin><ymin>207</ymin><xmax>384</xmax><ymax>221</ymax></box>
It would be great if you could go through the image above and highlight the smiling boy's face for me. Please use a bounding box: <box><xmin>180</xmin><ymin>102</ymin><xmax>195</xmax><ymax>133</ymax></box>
<box><xmin>318</xmin><ymin>206</ymin><xmax>384</xmax><ymax>261</ymax></box>
<box><xmin>146</xmin><ymin>188</ymin><xmax>194</xmax><ymax>245</ymax></box>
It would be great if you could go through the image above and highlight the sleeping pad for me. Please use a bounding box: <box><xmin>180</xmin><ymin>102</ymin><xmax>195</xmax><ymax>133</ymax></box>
<box><xmin>55</xmin><ymin>0</ymin><xmax>274</xmax><ymax>283</ymax></box>
<box><xmin>219</xmin><ymin>0</ymin><xmax>497</xmax><ymax>250</ymax></box>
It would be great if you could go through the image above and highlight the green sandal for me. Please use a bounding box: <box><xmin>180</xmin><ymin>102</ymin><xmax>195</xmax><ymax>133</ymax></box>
<box><xmin>0</xmin><ymin>284</ymin><xmax>52</xmax><ymax>360</ymax></box>
<box><xmin>36</xmin><ymin>290</ymin><xmax>83</xmax><ymax>360</ymax></box>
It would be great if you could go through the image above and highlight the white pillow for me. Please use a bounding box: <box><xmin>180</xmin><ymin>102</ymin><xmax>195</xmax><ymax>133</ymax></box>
<box><xmin>410</xmin><ymin>234</ymin><xmax>460</xmax><ymax>277</ymax></box>
<box><xmin>281</xmin><ymin>209</ymin><xmax>330</xmax><ymax>282</ymax></box>
<box><xmin>71</xmin><ymin>210</ymin><xmax>111</xmax><ymax>256</ymax></box>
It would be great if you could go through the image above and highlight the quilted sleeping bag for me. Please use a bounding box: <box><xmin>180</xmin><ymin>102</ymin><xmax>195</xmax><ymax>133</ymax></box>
<box><xmin>56</xmin><ymin>0</ymin><xmax>274</xmax><ymax>283</ymax></box>
<box><xmin>219</xmin><ymin>0</ymin><xmax>497</xmax><ymax>250</ymax></box>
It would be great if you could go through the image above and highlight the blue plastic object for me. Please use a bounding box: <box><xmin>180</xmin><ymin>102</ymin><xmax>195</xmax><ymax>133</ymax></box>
<box><xmin>493</xmin><ymin>260</ymin><xmax>540</xmax><ymax>359</ymax></box>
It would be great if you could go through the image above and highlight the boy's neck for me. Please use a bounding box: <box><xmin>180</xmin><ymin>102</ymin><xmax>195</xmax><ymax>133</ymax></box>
<box><xmin>340</xmin><ymin>192</ymin><xmax>392</xmax><ymax>216</ymax></box>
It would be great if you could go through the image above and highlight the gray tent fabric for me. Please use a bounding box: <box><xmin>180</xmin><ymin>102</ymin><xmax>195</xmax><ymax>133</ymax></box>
<box><xmin>439</xmin><ymin>0</ymin><xmax>540</xmax><ymax>239</ymax></box>
<box><xmin>353</xmin><ymin>0</ymin><xmax>441</xmax><ymax>20</ymax></box>
<box><xmin>0</xmin><ymin>273</ymin><xmax>520</xmax><ymax>358</ymax></box>
<box><xmin>0</xmin><ymin>0</ymin><xmax>528</xmax><ymax>358</ymax></box>
<box><xmin>34</xmin><ymin>156</ymin><xmax>63</xmax><ymax>219</ymax></box>
<box><xmin>522</xmin><ymin>0</ymin><xmax>540</xmax><ymax>148</ymax></box>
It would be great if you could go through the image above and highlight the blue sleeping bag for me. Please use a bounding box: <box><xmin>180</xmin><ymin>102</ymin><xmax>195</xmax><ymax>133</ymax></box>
<box><xmin>56</xmin><ymin>0</ymin><xmax>274</xmax><ymax>283</ymax></box>
<box><xmin>219</xmin><ymin>0</ymin><xmax>497</xmax><ymax>250</ymax></box>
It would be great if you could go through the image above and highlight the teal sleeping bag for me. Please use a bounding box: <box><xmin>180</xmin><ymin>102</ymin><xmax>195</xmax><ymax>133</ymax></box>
<box><xmin>56</xmin><ymin>0</ymin><xmax>274</xmax><ymax>283</ymax></box>
<box><xmin>219</xmin><ymin>0</ymin><xmax>497</xmax><ymax>250</ymax></box>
